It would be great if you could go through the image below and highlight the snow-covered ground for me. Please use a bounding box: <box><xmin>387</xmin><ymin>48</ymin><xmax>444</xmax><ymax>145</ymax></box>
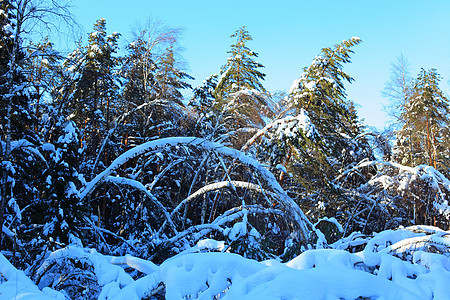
<box><xmin>1</xmin><ymin>225</ymin><xmax>449</xmax><ymax>299</ymax></box>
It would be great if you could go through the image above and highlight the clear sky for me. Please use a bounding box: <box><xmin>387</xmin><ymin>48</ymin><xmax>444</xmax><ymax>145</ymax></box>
<box><xmin>68</xmin><ymin>0</ymin><xmax>450</xmax><ymax>129</ymax></box>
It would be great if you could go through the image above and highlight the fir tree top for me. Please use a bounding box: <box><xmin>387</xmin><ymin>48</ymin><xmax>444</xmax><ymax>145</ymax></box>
<box><xmin>215</xmin><ymin>26</ymin><xmax>266</xmax><ymax>99</ymax></box>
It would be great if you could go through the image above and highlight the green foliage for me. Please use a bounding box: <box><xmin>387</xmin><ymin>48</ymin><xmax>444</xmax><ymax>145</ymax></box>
<box><xmin>215</xmin><ymin>26</ymin><xmax>266</xmax><ymax>99</ymax></box>
<box><xmin>289</xmin><ymin>37</ymin><xmax>365</xmax><ymax>160</ymax></box>
<box><xmin>394</xmin><ymin>68</ymin><xmax>449</xmax><ymax>173</ymax></box>
<box><xmin>193</xmin><ymin>27</ymin><xmax>273</xmax><ymax>147</ymax></box>
<box><xmin>254</xmin><ymin>37</ymin><xmax>377</xmax><ymax>234</ymax></box>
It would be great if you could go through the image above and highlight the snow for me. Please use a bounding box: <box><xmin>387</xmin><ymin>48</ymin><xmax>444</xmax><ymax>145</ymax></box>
<box><xmin>80</xmin><ymin>137</ymin><xmax>312</xmax><ymax>241</ymax></box>
<box><xmin>42</xmin><ymin>143</ymin><xmax>55</xmax><ymax>152</ymax></box>
<box><xmin>1</xmin><ymin>227</ymin><xmax>450</xmax><ymax>299</ymax></box>
<box><xmin>57</xmin><ymin>121</ymin><xmax>78</xmax><ymax>145</ymax></box>
<box><xmin>337</xmin><ymin>160</ymin><xmax>450</xmax><ymax>218</ymax></box>
<box><xmin>289</xmin><ymin>78</ymin><xmax>301</xmax><ymax>94</ymax></box>
<box><xmin>2</xmin><ymin>225</ymin><xmax>14</xmax><ymax>237</ymax></box>
<box><xmin>275</xmin><ymin>163</ymin><xmax>287</xmax><ymax>173</ymax></box>
<box><xmin>3</xmin><ymin>24</ymin><xmax>14</xmax><ymax>38</ymax></box>
<box><xmin>314</xmin><ymin>217</ymin><xmax>344</xmax><ymax>233</ymax></box>
<box><xmin>0</xmin><ymin>252</ymin><xmax>65</xmax><ymax>300</ymax></box>
<box><xmin>225</xmin><ymin>211</ymin><xmax>248</xmax><ymax>241</ymax></box>
<box><xmin>273</xmin><ymin>108</ymin><xmax>316</xmax><ymax>139</ymax></box>
<box><xmin>181</xmin><ymin>239</ymin><xmax>226</xmax><ymax>254</ymax></box>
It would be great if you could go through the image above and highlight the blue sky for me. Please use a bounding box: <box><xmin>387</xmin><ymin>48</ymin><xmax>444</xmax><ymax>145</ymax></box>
<box><xmin>70</xmin><ymin>0</ymin><xmax>450</xmax><ymax>129</ymax></box>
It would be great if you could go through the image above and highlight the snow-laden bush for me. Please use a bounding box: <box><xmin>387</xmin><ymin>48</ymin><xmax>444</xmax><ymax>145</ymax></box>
<box><xmin>336</xmin><ymin>160</ymin><xmax>450</xmax><ymax>234</ymax></box>
<box><xmin>76</xmin><ymin>137</ymin><xmax>313</xmax><ymax>261</ymax></box>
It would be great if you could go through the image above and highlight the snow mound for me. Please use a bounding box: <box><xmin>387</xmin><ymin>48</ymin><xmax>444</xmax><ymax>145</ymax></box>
<box><xmin>1</xmin><ymin>226</ymin><xmax>450</xmax><ymax>299</ymax></box>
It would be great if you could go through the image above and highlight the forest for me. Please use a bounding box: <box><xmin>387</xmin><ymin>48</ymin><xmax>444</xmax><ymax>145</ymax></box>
<box><xmin>1</xmin><ymin>1</ymin><xmax>450</xmax><ymax>299</ymax></box>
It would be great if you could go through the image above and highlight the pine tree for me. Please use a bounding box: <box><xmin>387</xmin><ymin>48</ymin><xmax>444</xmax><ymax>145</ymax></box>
<box><xmin>66</xmin><ymin>19</ymin><xmax>120</xmax><ymax>164</ymax></box>
<box><xmin>394</xmin><ymin>68</ymin><xmax>449</xmax><ymax>172</ymax></box>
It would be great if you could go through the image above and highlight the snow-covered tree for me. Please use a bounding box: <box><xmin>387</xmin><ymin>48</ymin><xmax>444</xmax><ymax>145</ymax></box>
<box><xmin>394</xmin><ymin>68</ymin><xmax>449</xmax><ymax>173</ymax></box>
<box><xmin>19</xmin><ymin>116</ymin><xmax>85</xmax><ymax>253</ymax></box>
<box><xmin>215</xmin><ymin>26</ymin><xmax>266</xmax><ymax>98</ymax></box>
<box><xmin>121</xmin><ymin>25</ymin><xmax>192</xmax><ymax>143</ymax></box>
<box><xmin>289</xmin><ymin>37</ymin><xmax>369</xmax><ymax>163</ymax></box>
<box><xmin>193</xmin><ymin>27</ymin><xmax>273</xmax><ymax>148</ymax></box>
<box><xmin>0</xmin><ymin>0</ymin><xmax>42</xmax><ymax>248</ymax></box>
<box><xmin>66</xmin><ymin>18</ymin><xmax>121</xmax><ymax>170</ymax></box>
<box><xmin>337</xmin><ymin>160</ymin><xmax>450</xmax><ymax>231</ymax></box>
<box><xmin>242</xmin><ymin>37</ymin><xmax>375</xmax><ymax>234</ymax></box>
<box><xmin>287</xmin><ymin>39</ymin><xmax>371</xmax><ymax>187</ymax></box>
<box><xmin>76</xmin><ymin>137</ymin><xmax>314</xmax><ymax>260</ymax></box>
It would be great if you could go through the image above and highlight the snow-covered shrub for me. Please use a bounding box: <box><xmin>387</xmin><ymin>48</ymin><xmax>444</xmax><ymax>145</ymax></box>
<box><xmin>79</xmin><ymin>137</ymin><xmax>314</xmax><ymax>261</ymax></box>
<box><xmin>337</xmin><ymin>160</ymin><xmax>450</xmax><ymax>233</ymax></box>
<box><xmin>33</xmin><ymin>255</ymin><xmax>100</xmax><ymax>299</ymax></box>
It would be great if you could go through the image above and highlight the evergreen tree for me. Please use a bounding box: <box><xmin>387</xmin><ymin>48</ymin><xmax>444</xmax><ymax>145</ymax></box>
<box><xmin>69</xmin><ymin>18</ymin><xmax>121</xmax><ymax>169</ymax></box>
<box><xmin>215</xmin><ymin>26</ymin><xmax>266</xmax><ymax>98</ymax></box>
<box><xmin>0</xmin><ymin>0</ymin><xmax>42</xmax><ymax>246</ymax></box>
<box><xmin>263</xmin><ymin>37</ymin><xmax>374</xmax><ymax>231</ymax></box>
<box><xmin>189</xmin><ymin>74</ymin><xmax>222</xmax><ymax>139</ymax></box>
<box><xmin>25</xmin><ymin>115</ymin><xmax>85</xmax><ymax>250</ymax></box>
<box><xmin>285</xmin><ymin>37</ymin><xmax>371</xmax><ymax>181</ymax></box>
<box><xmin>289</xmin><ymin>37</ymin><xmax>366</xmax><ymax>161</ymax></box>
<box><xmin>394</xmin><ymin>68</ymin><xmax>449</xmax><ymax>172</ymax></box>
<box><xmin>201</xmin><ymin>27</ymin><xmax>272</xmax><ymax>147</ymax></box>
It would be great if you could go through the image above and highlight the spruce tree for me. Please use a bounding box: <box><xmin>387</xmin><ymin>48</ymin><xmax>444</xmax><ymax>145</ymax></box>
<box><xmin>27</xmin><ymin>115</ymin><xmax>85</xmax><ymax>249</ymax></box>
<box><xmin>289</xmin><ymin>37</ymin><xmax>365</xmax><ymax>159</ymax></box>
<box><xmin>267</xmin><ymin>37</ymin><xmax>374</xmax><ymax>230</ymax></box>
<box><xmin>286</xmin><ymin>37</ymin><xmax>371</xmax><ymax>179</ymax></box>
<box><xmin>207</xmin><ymin>27</ymin><xmax>271</xmax><ymax>147</ymax></box>
<box><xmin>215</xmin><ymin>26</ymin><xmax>266</xmax><ymax>98</ymax></box>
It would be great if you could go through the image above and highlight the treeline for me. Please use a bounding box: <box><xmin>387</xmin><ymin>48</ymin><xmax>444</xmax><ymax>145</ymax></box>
<box><xmin>1</xmin><ymin>0</ymin><xmax>450</xmax><ymax>272</ymax></box>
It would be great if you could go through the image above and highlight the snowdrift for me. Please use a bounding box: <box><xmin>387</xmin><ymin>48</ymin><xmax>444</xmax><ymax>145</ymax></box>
<box><xmin>1</xmin><ymin>225</ymin><xmax>450</xmax><ymax>299</ymax></box>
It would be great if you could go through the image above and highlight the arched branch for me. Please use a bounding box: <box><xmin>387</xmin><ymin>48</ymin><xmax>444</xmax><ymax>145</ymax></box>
<box><xmin>80</xmin><ymin>137</ymin><xmax>313</xmax><ymax>242</ymax></box>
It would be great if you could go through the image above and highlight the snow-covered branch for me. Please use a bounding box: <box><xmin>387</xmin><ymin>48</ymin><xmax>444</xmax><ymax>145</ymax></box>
<box><xmin>80</xmin><ymin>137</ymin><xmax>313</xmax><ymax>242</ymax></box>
<box><xmin>105</xmin><ymin>176</ymin><xmax>177</xmax><ymax>234</ymax></box>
